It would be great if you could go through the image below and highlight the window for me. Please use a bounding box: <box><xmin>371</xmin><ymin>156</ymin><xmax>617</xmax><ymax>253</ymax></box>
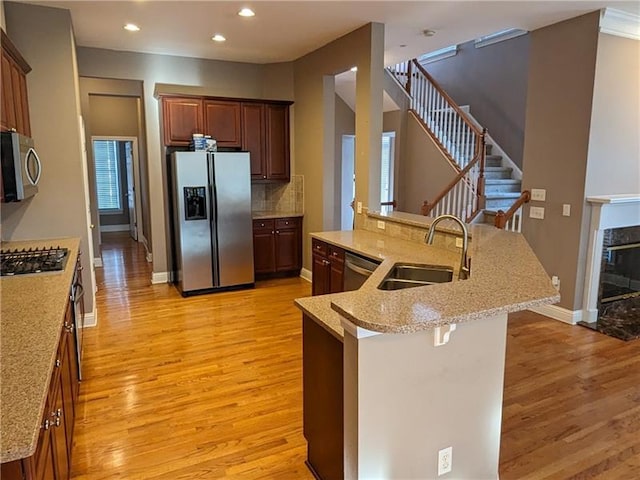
<box><xmin>380</xmin><ymin>132</ymin><xmax>395</xmax><ymax>213</ymax></box>
<box><xmin>93</xmin><ymin>140</ymin><xmax>122</xmax><ymax>212</ymax></box>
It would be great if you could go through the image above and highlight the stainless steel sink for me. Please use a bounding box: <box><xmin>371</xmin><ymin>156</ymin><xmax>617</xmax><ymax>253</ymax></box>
<box><xmin>378</xmin><ymin>263</ymin><xmax>454</xmax><ymax>291</ymax></box>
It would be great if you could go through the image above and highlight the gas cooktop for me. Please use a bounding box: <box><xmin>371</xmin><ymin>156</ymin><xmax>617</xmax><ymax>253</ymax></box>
<box><xmin>0</xmin><ymin>246</ymin><xmax>70</xmax><ymax>276</ymax></box>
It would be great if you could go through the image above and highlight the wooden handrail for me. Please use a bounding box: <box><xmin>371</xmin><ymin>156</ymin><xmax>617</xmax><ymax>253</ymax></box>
<box><xmin>410</xmin><ymin>60</ymin><xmax>482</xmax><ymax>136</ymax></box>
<box><xmin>494</xmin><ymin>191</ymin><xmax>531</xmax><ymax>229</ymax></box>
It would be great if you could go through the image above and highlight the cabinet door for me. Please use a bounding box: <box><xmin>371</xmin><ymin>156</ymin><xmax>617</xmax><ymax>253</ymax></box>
<box><xmin>16</xmin><ymin>69</ymin><xmax>30</xmax><ymax>137</ymax></box>
<box><xmin>241</xmin><ymin>103</ymin><xmax>266</xmax><ymax>180</ymax></box>
<box><xmin>265</xmin><ymin>104</ymin><xmax>290</xmax><ymax>181</ymax></box>
<box><xmin>50</xmin><ymin>380</ymin><xmax>69</xmax><ymax>480</ymax></box>
<box><xmin>162</xmin><ymin>97</ymin><xmax>203</xmax><ymax>146</ymax></box>
<box><xmin>275</xmin><ymin>228</ymin><xmax>299</xmax><ymax>272</ymax></box>
<box><xmin>204</xmin><ymin>100</ymin><xmax>241</xmax><ymax>147</ymax></box>
<box><xmin>1</xmin><ymin>50</ymin><xmax>16</xmax><ymax>132</ymax></box>
<box><xmin>312</xmin><ymin>253</ymin><xmax>330</xmax><ymax>296</ymax></box>
<box><xmin>328</xmin><ymin>246</ymin><xmax>344</xmax><ymax>293</ymax></box>
<box><xmin>61</xmin><ymin>309</ymin><xmax>77</xmax><ymax>462</ymax></box>
<box><xmin>253</xmin><ymin>226</ymin><xmax>276</xmax><ymax>274</ymax></box>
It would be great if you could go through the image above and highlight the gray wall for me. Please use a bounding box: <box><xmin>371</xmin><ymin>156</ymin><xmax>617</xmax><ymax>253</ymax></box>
<box><xmin>426</xmin><ymin>35</ymin><xmax>530</xmax><ymax>168</ymax></box>
<box><xmin>1</xmin><ymin>2</ymin><xmax>95</xmax><ymax>314</ymax></box>
<box><xmin>398</xmin><ymin>112</ymin><xmax>457</xmax><ymax>214</ymax></box>
<box><xmin>294</xmin><ymin>23</ymin><xmax>384</xmax><ymax>270</ymax></box>
<box><xmin>521</xmin><ymin>12</ymin><xmax>600</xmax><ymax>311</ymax></box>
<box><xmin>76</xmin><ymin>47</ymin><xmax>294</xmax><ymax>278</ymax></box>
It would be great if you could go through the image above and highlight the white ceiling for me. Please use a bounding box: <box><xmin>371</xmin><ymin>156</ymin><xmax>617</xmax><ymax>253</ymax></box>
<box><xmin>19</xmin><ymin>1</ymin><xmax>640</xmax><ymax>66</ymax></box>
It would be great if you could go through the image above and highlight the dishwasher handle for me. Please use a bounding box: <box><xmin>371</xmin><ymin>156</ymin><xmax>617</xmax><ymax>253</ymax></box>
<box><xmin>345</xmin><ymin>260</ymin><xmax>375</xmax><ymax>278</ymax></box>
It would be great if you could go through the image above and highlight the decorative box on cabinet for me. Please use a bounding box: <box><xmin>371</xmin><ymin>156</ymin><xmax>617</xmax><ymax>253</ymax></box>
<box><xmin>252</xmin><ymin>217</ymin><xmax>301</xmax><ymax>277</ymax></box>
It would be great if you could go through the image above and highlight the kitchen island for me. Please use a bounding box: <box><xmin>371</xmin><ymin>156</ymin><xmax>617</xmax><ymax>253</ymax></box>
<box><xmin>1</xmin><ymin>238</ymin><xmax>81</xmax><ymax>479</ymax></box>
<box><xmin>295</xmin><ymin>219</ymin><xmax>559</xmax><ymax>480</ymax></box>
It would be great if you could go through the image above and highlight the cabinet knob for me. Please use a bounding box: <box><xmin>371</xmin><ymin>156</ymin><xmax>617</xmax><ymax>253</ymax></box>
<box><xmin>43</xmin><ymin>419</ymin><xmax>51</xmax><ymax>430</ymax></box>
<box><xmin>271</xmin><ymin>231</ymin><xmax>274</xmax><ymax>234</ymax></box>
<box><xmin>285</xmin><ymin>221</ymin><xmax>289</xmax><ymax>225</ymax></box>
<box><xmin>55</xmin><ymin>359</ymin><xmax>61</xmax><ymax>368</ymax></box>
<box><xmin>51</xmin><ymin>409</ymin><xmax>62</xmax><ymax>427</ymax></box>
<box><xmin>276</xmin><ymin>230</ymin><xmax>280</xmax><ymax>234</ymax></box>
<box><xmin>260</xmin><ymin>223</ymin><xmax>265</xmax><ymax>227</ymax></box>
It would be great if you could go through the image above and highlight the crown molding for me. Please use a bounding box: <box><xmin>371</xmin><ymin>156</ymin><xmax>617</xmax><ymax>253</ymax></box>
<box><xmin>600</xmin><ymin>8</ymin><xmax>640</xmax><ymax>41</ymax></box>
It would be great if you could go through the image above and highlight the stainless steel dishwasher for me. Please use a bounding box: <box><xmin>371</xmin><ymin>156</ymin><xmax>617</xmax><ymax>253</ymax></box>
<box><xmin>343</xmin><ymin>251</ymin><xmax>381</xmax><ymax>291</ymax></box>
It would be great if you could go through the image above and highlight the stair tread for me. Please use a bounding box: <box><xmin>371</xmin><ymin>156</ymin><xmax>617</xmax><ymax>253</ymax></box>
<box><xmin>486</xmin><ymin>154</ymin><xmax>502</xmax><ymax>161</ymax></box>
<box><xmin>486</xmin><ymin>192</ymin><xmax>522</xmax><ymax>199</ymax></box>
<box><xmin>485</xmin><ymin>166</ymin><xmax>512</xmax><ymax>171</ymax></box>
<box><xmin>485</xmin><ymin>178</ymin><xmax>521</xmax><ymax>184</ymax></box>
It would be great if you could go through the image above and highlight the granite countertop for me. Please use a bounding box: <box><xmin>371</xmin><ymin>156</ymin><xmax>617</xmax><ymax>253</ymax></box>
<box><xmin>0</xmin><ymin>238</ymin><xmax>81</xmax><ymax>463</ymax></box>
<box><xmin>252</xmin><ymin>211</ymin><xmax>304</xmax><ymax>220</ymax></box>
<box><xmin>295</xmin><ymin>226</ymin><xmax>559</xmax><ymax>337</ymax></box>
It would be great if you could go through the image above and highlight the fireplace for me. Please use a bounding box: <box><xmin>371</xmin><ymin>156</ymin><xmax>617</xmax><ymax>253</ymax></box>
<box><xmin>581</xmin><ymin>195</ymin><xmax>640</xmax><ymax>341</ymax></box>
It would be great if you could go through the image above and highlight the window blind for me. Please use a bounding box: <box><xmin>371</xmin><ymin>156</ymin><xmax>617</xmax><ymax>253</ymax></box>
<box><xmin>94</xmin><ymin>140</ymin><xmax>122</xmax><ymax>211</ymax></box>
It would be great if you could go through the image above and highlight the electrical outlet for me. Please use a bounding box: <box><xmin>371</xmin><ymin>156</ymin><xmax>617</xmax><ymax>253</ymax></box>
<box><xmin>377</xmin><ymin>220</ymin><xmax>385</xmax><ymax>230</ymax></box>
<box><xmin>357</xmin><ymin>202</ymin><xmax>363</xmax><ymax>214</ymax></box>
<box><xmin>531</xmin><ymin>188</ymin><xmax>546</xmax><ymax>201</ymax></box>
<box><xmin>455</xmin><ymin>238</ymin><xmax>463</xmax><ymax>248</ymax></box>
<box><xmin>529</xmin><ymin>206</ymin><xmax>545</xmax><ymax>219</ymax></box>
<box><xmin>438</xmin><ymin>446</ymin><xmax>452</xmax><ymax>476</ymax></box>
<box><xmin>552</xmin><ymin>275</ymin><xmax>560</xmax><ymax>290</ymax></box>
<box><xmin>562</xmin><ymin>204</ymin><xmax>571</xmax><ymax>217</ymax></box>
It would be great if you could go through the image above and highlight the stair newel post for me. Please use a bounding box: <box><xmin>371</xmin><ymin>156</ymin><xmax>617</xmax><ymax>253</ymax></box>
<box><xmin>406</xmin><ymin>60</ymin><xmax>413</xmax><ymax>97</ymax></box>
<box><xmin>476</xmin><ymin>128</ymin><xmax>488</xmax><ymax>211</ymax></box>
<box><xmin>420</xmin><ymin>200</ymin><xmax>432</xmax><ymax>216</ymax></box>
<box><xmin>494</xmin><ymin>210</ymin><xmax>506</xmax><ymax>229</ymax></box>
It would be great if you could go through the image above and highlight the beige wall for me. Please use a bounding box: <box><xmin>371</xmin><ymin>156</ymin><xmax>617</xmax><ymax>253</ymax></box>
<box><xmin>76</xmin><ymin>47</ymin><xmax>294</xmax><ymax>278</ymax></box>
<box><xmin>0</xmin><ymin>0</ymin><xmax>5</xmax><ymax>30</ymax></box>
<box><xmin>399</xmin><ymin>112</ymin><xmax>458</xmax><ymax>214</ymax></box>
<box><xmin>79</xmin><ymin>78</ymin><xmax>150</xmax><ymax>261</ymax></box>
<box><xmin>294</xmin><ymin>23</ymin><xmax>384</xmax><ymax>270</ymax></box>
<box><xmin>1</xmin><ymin>2</ymin><xmax>95</xmax><ymax>313</ymax></box>
<box><xmin>521</xmin><ymin>12</ymin><xmax>600</xmax><ymax>311</ymax></box>
<box><xmin>88</xmin><ymin>95</ymin><xmax>139</xmax><ymax>227</ymax></box>
<box><xmin>334</xmin><ymin>94</ymin><xmax>355</xmax><ymax>228</ymax></box>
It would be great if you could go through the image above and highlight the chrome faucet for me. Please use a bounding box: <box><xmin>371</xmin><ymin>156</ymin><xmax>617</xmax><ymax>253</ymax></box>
<box><xmin>425</xmin><ymin>214</ymin><xmax>470</xmax><ymax>280</ymax></box>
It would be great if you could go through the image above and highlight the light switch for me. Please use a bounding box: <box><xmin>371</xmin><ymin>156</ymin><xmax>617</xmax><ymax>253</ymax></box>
<box><xmin>531</xmin><ymin>189</ymin><xmax>546</xmax><ymax>201</ymax></box>
<box><xmin>357</xmin><ymin>201</ymin><xmax>362</xmax><ymax>214</ymax></box>
<box><xmin>562</xmin><ymin>204</ymin><xmax>571</xmax><ymax>216</ymax></box>
<box><xmin>529</xmin><ymin>206</ymin><xmax>545</xmax><ymax>219</ymax></box>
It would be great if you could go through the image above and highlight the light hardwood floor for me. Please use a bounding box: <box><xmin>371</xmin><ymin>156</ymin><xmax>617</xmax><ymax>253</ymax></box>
<box><xmin>71</xmin><ymin>232</ymin><xmax>640</xmax><ymax>479</ymax></box>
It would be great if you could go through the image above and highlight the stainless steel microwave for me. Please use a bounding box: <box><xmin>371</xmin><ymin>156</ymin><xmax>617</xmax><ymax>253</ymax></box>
<box><xmin>1</xmin><ymin>131</ymin><xmax>41</xmax><ymax>202</ymax></box>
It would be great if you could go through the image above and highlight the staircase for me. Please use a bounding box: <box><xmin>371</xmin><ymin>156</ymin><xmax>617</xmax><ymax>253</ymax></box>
<box><xmin>389</xmin><ymin>59</ymin><xmax>529</xmax><ymax>231</ymax></box>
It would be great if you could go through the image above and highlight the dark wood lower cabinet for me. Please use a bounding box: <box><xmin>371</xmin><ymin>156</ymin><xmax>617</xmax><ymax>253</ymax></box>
<box><xmin>252</xmin><ymin>217</ymin><xmax>302</xmax><ymax>277</ymax></box>
<box><xmin>1</xmin><ymin>296</ymin><xmax>79</xmax><ymax>480</ymax></box>
<box><xmin>302</xmin><ymin>315</ymin><xmax>344</xmax><ymax>480</ymax></box>
<box><xmin>311</xmin><ymin>239</ymin><xmax>345</xmax><ymax>296</ymax></box>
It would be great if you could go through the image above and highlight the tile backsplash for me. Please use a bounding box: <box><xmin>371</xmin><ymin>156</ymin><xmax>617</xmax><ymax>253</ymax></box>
<box><xmin>251</xmin><ymin>175</ymin><xmax>304</xmax><ymax>213</ymax></box>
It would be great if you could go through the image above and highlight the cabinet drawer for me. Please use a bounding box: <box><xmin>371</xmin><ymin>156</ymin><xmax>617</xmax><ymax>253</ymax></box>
<box><xmin>275</xmin><ymin>217</ymin><xmax>298</xmax><ymax>230</ymax></box>
<box><xmin>253</xmin><ymin>219</ymin><xmax>274</xmax><ymax>232</ymax></box>
<box><xmin>328</xmin><ymin>245</ymin><xmax>344</xmax><ymax>263</ymax></box>
<box><xmin>312</xmin><ymin>239</ymin><xmax>327</xmax><ymax>257</ymax></box>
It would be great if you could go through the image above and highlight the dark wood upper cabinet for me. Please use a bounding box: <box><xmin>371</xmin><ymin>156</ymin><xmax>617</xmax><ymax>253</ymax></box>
<box><xmin>204</xmin><ymin>100</ymin><xmax>241</xmax><ymax>147</ymax></box>
<box><xmin>1</xmin><ymin>29</ymin><xmax>31</xmax><ymax>136</ymax></box>
<box><xmin>162</xmin><ymin>97</ymin><xmax>203</xmax><ymax>146</ymax></box>
<box><xmin>241</xmin><ymin>102</ymin><xmax>266</xmax><ymax>180</ymax></box>
<box><xmin>265</xmin><ymin>103</ymin><xmax>290</xmax><ymax>181</ymax></box>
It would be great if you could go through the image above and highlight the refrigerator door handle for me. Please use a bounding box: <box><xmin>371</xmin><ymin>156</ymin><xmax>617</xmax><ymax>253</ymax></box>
<box><xmin>208</xmin><ymin>155</ymin><xmax>220</xmax><ymax>287</ymax></box>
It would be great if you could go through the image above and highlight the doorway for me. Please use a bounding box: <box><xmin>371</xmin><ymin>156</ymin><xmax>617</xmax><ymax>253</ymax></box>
<box><xmin>91</xmin><ymin>137</ymin><xmax>142</xmax><ymax>243</ymax></box>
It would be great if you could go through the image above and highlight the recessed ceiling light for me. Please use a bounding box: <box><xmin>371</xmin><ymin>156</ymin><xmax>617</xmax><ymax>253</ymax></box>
<box><xmin>423</xmin><ymin>29</ymin><xmax>436</xmax><ymax>37</ymax></box>
<box><xmin>211</xmin><ymin>34</ymin><xmax>226</xmax><ymax>42</ymax></box>
<box><xmin>124</xmin><ymin>23</ymin><xmax>140</xmax><ymax>32</ymax></box>
<box><xmin>350</xmin><ymin>66</ymin><xmax>358</xmax><ymax>72</ymax></box>
<box><xmin>238</xmin><ymin>8</ymin><xmax>255</xmax><ymax>17</ymax></box>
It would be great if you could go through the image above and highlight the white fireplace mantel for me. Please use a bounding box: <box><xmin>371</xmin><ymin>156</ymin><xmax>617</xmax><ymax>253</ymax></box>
<box><xmin>583</xmin><ymin>194</ymin><xmax>640</xmax><ymax>323</ymax></box>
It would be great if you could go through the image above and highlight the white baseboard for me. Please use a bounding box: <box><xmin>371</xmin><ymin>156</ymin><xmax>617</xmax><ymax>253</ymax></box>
<box><xmin>528</xmin><ymin>304</ymin><xmax>582</xmax><ymax>325</ymax></box>
<box><xmin>83</xmin><ymin>309</ymin><xmax>97</xmax><ymax>328</ymax></box>
<box><xmin>300</xmin><ymin>268</ymin><xmax>312</xmax><ymax>283</ymax></box>
<box><xmin>100</xmin><ymin>224</ymin><xmax>130</xmax><ymax>233</ymax></box>
<box><xmin>151</xmin><ymin>271</ymin><xmax>169</xmax><ymax>284</ymax></box>
<box><xmin>93</xmin><ymin>257</ymin><xmax>103</xmax><ymax>268</ymax></box>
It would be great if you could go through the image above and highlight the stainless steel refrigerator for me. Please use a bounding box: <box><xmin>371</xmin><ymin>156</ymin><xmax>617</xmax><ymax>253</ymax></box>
<box><xmin>171</xmin><ymin>151</ymin><xmax>254</xmax><ymax>295</ymax></box>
